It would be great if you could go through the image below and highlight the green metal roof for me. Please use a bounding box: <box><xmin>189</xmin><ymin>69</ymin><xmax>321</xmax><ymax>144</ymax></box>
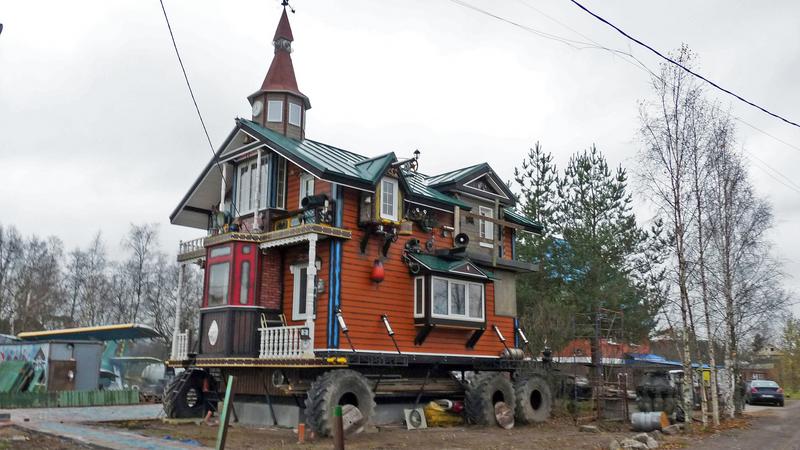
<box><xmin>425</xmin><ymin>163</ymin><xmax>487</xmax><ymax>187</ymax></box>
<box><xmin>240</xmin><ymin>119</ymin><xmax>374</xmax><ymax>183</ymax></box>
<box><xmin>241</xmin><ymin>119</ymin><xmax>472</xmax><ymax>209</ymax></box>
<box><xmin>407</xmin><ymin>253</ymin><xmax>493</xmax><ymax>279</ymax></box>
<box><xmin>403</xmin><ymin>170</ymin><xmax>471</xmax><ymax>209</ymax></box>
<box><xmin>355</xmin><ymin>153</ymin><xmax>396</xmax><ymax>182</ymax></box>
<box><xmin>503</xmin><ymin>208</ymin><xmax>543</xmax><ymax>233</ymax></box>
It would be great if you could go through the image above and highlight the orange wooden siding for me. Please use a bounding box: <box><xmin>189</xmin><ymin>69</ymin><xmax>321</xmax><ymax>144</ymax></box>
<box><xmin>272</xmin><ymin>169</ymin><xmax>517</xmax><ymax>357</ymax></box>
<box><xmin>326</xmin><ymin>188</ymin><xmax>514</xmax><ymax>356</ymax></box>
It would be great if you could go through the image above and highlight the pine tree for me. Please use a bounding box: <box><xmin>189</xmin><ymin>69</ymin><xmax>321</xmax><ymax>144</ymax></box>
<box><xmin>554</xmin><ymin>146</ymin><xmax>661</xmax><ymax>369</ymax></box>
<box><xmin>513</xmin><ymin>143</ymin><xmax>572</xmax><ymax>353</ymax></box>
<box><xmin>513</xmin><ymin>144</ymin><xmax>663</xmax><ymax>357</ymax></box>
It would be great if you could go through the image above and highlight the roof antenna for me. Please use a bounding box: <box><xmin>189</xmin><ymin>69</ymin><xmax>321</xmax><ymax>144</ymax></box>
<box><xmin>281</xmin><ymin>0</ymin><xmax>296</xmax><ymax>13</ymax></box>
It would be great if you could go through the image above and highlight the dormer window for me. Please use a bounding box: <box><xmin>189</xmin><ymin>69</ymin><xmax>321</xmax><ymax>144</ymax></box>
<box><xmin>267</xmin><ymin>100</ymin><xmax>283</xmax><ymax>122</ymax></box>
<box><xmin>380</xmin><ymin>177</ymin><xmax>399</xmax><ymax>221</ymax></box>
<box><xmin>289</xmin><ymin>103</ymin><xmax>302</xmax><ymax>126</ymax></box>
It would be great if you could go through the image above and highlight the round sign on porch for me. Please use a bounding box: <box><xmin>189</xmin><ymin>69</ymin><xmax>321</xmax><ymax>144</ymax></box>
<box><xmin>208</xmin><ymin>320</ymin><xmax>219</xmax><ymax>346</ymax></box>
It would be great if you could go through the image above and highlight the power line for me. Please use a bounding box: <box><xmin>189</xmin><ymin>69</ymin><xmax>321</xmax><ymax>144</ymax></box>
<box><xmin>447</xmin><ymin>0</ymin><xmax>588</xmax><ymax>50</ymax></box>
<box><xmin>518</xmin><ymin>0</ymin><xmax>800</xmax><ymax>158</ymax></box>
<box><xmin>158</xmin><ymin>0</ymin><xmax>253</xmax><ymax>233</ymax></box>
<box><xmin>743</xmin><ymin>150</ymin><xmax>800</xmax><ymax>195</ymax></box>
<box><xmin>449</xmin><ymin>0</ymin><xmax>800</xmax><ymax>199</ymax></box>
<box><xmin>567</xmin><ymin>0</ymin><xmax>800</xmax><ymax>130</ymax></box>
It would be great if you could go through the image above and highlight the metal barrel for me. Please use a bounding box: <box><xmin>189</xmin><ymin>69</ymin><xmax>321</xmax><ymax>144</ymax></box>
<box><xmin>630</xmin><ymin>411</ymin><xmax>668</xmax><ymax>431</ymax></box>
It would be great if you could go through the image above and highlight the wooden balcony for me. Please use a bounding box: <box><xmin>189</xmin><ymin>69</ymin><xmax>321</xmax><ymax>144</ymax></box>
<box><xmin>176</xmin><ymin>205</ymin><xmax>351</xmax><ymax>262</ymax></box>
<box><xmin>177</xmin><ymin>237</ymin><xmax>207</xmax><ymax>263</ymax></box>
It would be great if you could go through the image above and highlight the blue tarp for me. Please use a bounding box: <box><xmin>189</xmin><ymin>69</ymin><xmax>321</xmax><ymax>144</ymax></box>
<box><xmin>625</xmin><ymin>353</ymin><xmax>715</xmax><ymax>369</ymax></box>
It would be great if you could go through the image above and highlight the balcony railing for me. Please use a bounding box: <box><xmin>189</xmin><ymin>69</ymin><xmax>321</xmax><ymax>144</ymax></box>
<box><xmin>259</xmin><ymin>325</ymin><xmax>310</xmax><ymax>359</ymax></box>
<box><xmin>177</xmin><ymin>237</ymin><xmax>206</xmax><ymax>262</ymax></box>
<box><xmin>171</xmin><ymin>330</ymin><xmax>189</xmax><ymax>361</ymax></box>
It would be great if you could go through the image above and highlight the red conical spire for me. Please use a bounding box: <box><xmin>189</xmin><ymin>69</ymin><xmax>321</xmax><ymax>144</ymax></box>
<box><xmin>253</xmin><ymin>7</ymin><xmax>310</xmax><ymax>108</ymax></box>
<box><xmin>273</xmin><ymin>9</ymin><xmax>294</xmax><ymax>42</ymax></box>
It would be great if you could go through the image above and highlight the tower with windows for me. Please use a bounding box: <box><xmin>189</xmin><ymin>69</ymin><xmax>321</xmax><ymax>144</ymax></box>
<box><xmin>248</xmin><ymin>9</ymin><xmax>310</xmax><ymax>140</ymax></box>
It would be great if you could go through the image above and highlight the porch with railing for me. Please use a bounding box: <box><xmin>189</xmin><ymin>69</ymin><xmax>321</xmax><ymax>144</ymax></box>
<box><xmin>259</xmin><ymin>325</ymin><xmax>311</xmax><ymax>359</ymax></box>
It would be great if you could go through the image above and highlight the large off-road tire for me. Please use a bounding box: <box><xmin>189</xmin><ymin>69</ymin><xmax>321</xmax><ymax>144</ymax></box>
<box><xmin>163</xmin><ymin>369</ymin><xmax>213</xmax><ymax>418</ymax></box>
<box><xmin>514</xmin><ymin>374</ymin><xmax>552</xmax><ymax>424</ymax></box>
<box><xmin>305</xmin><ymin>369</ymin><xmax>376</xmax><ymax>437</ymax></box>
<box><xmin>465</xmin><ymin>372</ymin><xmax>516</xmax><ymax>426</ymax></box>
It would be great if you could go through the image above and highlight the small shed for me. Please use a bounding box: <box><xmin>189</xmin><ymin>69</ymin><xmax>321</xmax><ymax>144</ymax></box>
<box><xmin>0</xmin><ymin>341</ymin><xmax>103</xmax><ymax>392</ymax></box>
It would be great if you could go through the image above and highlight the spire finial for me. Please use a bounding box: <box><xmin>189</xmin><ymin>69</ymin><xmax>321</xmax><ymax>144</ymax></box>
<box><xmin>281</xmin><ymin>0</ymin><xmax>295</xmax><ymax>13</ymax></box>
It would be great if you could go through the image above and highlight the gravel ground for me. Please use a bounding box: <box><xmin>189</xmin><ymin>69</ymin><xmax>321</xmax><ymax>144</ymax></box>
<box><xmin>680</xmin><ymin>400</ymin><xmax>800</xmax><ymax>450</ymax></box>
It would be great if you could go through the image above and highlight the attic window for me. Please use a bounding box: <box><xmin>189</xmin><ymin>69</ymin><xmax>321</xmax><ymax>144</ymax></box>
<box><xmin>289</xmin><ymin>103</ymin><xmax>302</xmax><ymax>126</ymax></box>
<box><xmin>380</xmin><ymin>177</ymin><xmax>399</xmax><ymax>222</ymax></box>
<box><xmin>267</xmin><ymin>100</ymin><xmax>283</xmax><ymax>123</ymax></box>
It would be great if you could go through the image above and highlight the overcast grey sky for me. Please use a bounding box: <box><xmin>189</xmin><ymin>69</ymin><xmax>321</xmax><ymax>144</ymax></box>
<box><xmin>1</xmin><ymin>0</ymin><xmax>799</xmax><ymax>309</ymax></box>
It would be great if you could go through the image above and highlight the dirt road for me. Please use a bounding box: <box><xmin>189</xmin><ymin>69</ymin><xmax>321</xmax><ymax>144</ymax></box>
<box><xmin>684</xmin><ymin>401</ymin><xmax>800</xmax><ymax>450</ymax></box>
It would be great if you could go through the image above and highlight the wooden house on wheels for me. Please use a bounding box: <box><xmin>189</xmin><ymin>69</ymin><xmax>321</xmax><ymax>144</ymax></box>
<box><xmin>166</xmin><ymin>7</ymin><xmax>551</xmax><ymax>433</ymax></box>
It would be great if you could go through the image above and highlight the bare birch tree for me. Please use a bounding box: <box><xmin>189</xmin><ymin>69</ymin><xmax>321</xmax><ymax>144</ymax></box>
<box><xmin>704</xmin><ymin>132</ymin><xmax>787</xmax><ymax>416</ymax></box>
<box><xmin>638</xmin><ymin>45</ymin><xmax>700</xmax><ymax>426</ymax></box>
<box><xmin>687</xmin><ymin>105</ymin><xmax>730</xmax><ymax>426</ymax></box>
<box><xmin>121</xmin><ymin>223</ymin><xmax>159</xmax><ymax>323</ymax></box>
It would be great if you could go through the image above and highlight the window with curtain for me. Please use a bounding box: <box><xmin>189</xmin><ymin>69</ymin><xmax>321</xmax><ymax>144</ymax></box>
<box><xmin>429</xmin><ymin>276</ymin><xmax>484</xmax><ymax>321</ymax></box>
<box><xmin>236</xmin><ymin>156</ymin><xmax>269</xmax><ymax>215</ymax></box>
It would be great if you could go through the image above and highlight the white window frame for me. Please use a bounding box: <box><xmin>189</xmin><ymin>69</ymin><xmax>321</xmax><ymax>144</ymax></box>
<box><xmin>235</xmin><ymin>156</ymin><xmax>269</xmax><ymax>215</ymax></box>
<box><xmin>380</xmin><ymin>177</ymin><xmax>399</xmax><ymax>221</ymax></box>
<box><xmin>288</xmin><ymin>103</ymin><xmax>302</xmax><ymax>126</ymax></box>
<box><xmin>430</xmin><ymin>276</ymin><xmax>484</xmax><ymax>322</ymax></box>
<box><xmin>236</xmin><ymin>163</ymin><xmax>252</xmax><ymax>215</ymax></box>
<box><xmin>478</xmin><ymin>205</ymin><xmax>494</xmax><ymax>247</ymax></box>
<box><xmin>290</xmin><ymin>261</ymin><xmax>320</xmax><ymax>321</ymax></box>
<box><xmin>274</xmin><ymin>156</ymin><xmax>287</xmax><ymax>209</ymax></box>
<box><xmin>413</xmin><ymin>276</ymin><xmax>425</xmax><ymax>318</ymax></box>
<box><xmin>267</xmin><ymin>100</ymin><xmax>283</xmax><ymax>123</ymax></box>
<box><xmin>299</xmin><ymin>173</ymin><xmax>315</xmax><ymax>208</ymax></box>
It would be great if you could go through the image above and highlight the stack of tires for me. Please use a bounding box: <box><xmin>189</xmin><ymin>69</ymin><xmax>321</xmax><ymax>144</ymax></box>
<box><xmin>636</xmin><ymin>371</ymin><xmax>677</xmax><ymax>414</ymax></box>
